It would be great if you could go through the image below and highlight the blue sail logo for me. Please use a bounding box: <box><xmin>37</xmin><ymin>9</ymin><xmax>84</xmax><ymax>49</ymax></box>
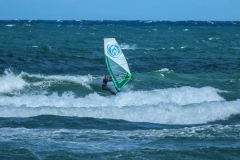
<box><xmin>107</xmin><ymin>44</ymin><xmax>122</xmax><ymax>58</ymax></box>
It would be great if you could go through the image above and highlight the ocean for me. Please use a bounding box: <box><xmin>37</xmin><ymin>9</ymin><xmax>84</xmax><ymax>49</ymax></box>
<box><xmin>0</xmin><ymin>20</ymin><xmax>240</xmax><ymax>159</ymax></box>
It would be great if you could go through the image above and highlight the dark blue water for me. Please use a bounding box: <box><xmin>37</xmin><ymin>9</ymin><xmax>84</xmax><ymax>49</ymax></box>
<box><xmin>0</xmin><ymin>20</ymin><xmax>240</xmax><ymax>159</ymax></box>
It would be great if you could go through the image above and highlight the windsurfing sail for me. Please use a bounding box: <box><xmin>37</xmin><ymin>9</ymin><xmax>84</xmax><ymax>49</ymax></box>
<box><xmin>104</xmin><ymin>38</ymin><xmax>132</xmax><ymax>91</ymax></box>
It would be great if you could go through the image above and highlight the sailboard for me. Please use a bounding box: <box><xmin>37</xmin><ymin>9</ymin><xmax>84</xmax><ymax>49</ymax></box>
<box><xmin>104</xmin><ymin>38</ymin><xmax>132</xmax><ymax>92</ymax></box>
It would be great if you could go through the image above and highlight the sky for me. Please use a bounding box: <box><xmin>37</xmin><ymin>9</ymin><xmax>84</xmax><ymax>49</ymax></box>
<box><xmin>0</xmin><ymin>0</ymin><xmax>239</xmax><ymax>21</ymax></box>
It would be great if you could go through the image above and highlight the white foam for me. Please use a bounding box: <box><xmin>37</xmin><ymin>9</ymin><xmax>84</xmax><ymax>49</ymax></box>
<box><xmin>0</xmin><ymin>86</ymin><xmax>236</xmax><ymax>125</ymax></box>
<box><xmin>0</xmin><ymin>70</ymin><xmax>94</xmax><ymax>95</ymax></box>
<box><xmin>5</xmin><ymin>24</ymin><xmax>15</xmax><ymax>27</ymax></box>
<box><xmin>21</xmin><ymin>72</ymin><xmax>93</xmax><ymax>89</ymax></box>
<box><xmin>119</xmin><ymin>44</ymin><xmax>137</xmax><ymax>50</ymax></box>
<box><xmin>144</xmin><ymin>21</ymin><xmax>153</xmax><ymax>23</ymax></box>
<box><xmin>207</xmin><ymin>21</ymin><xmax>214</xmax><ymax>25</ymax></box>
<box><xmin>0</xmin><ymin>97</ymin><xmax>239</xmax><ymax>124</ymax></box>
<box><xmin>1</xmin><ymin>124</ymin><xmax>239</xmax><ymax>142</ymax></box>
<box><xmin>0</xmin><ymin>86</ymin><xmax>224</xmax><ymax>108</ymax></box>
<box><xmin>155</xmin><ymin>68</ymin><xmax>173</xmax><ymax>74</ymax></box>
<box><xmin>1</xmin><ymin>70</ymin><xmax>239</xmax><ymax>125</ymax></box>
<box><xmin>0</xmin><ymin>69</ymin><xmax>28</xmax><ymax>93</ymax></box>
<box><xmin>158</xmin><ymin>68</ymin><xmax>170</xmax><ymax>72</ymax></box>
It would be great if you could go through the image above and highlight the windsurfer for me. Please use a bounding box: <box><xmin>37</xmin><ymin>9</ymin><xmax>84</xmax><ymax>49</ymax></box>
<box><xmin>102</xmin><ymin>75</ymin><xmax>116</xmax><ymax>95</ymax></box>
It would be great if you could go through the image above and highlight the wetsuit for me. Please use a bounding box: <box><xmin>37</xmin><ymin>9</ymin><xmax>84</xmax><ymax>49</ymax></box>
<box><xmin>102</xmin><ymin>77</ymin><xmax>116</xmax><ymax>95</ymax></box>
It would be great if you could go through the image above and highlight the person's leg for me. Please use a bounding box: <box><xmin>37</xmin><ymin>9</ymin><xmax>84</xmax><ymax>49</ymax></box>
<box><xmin>109</xmin><ymin>90</ymin><xmax>116</xmax><ymax>95</ymax></box>
<box><xmin>102</xmin><ymin>86</ymin><xmax>116</xmax><ymax>95</ymax></box>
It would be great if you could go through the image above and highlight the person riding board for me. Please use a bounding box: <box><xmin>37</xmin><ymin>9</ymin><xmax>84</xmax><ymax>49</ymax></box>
<box><xmin>102</xmin><ymin>75</ymin><xmax>116</xmax><ymax>95</ymax></box>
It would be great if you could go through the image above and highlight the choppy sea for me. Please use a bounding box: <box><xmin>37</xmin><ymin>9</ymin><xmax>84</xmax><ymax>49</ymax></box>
<box><xmin>0</xmin><ymin>20</ymin><xmax>240</xmax><ymax>159</ymax></box>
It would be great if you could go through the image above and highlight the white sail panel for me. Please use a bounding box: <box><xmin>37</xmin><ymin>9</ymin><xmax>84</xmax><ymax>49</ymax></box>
<box><xmin>104</xmin><ymin>38</ymin><xmax>131</xmax><ymax>74</ymax></box>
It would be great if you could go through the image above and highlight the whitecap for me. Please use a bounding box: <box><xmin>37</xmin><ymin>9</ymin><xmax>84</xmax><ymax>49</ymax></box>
<box><xmin>180</xmin><ymin>46</ymin><xmax>186</xmax><ymax>49</ymax></box>
<box><xmin>5</xmin><ymin>24</ymin><xmax>15</xmax><ymax>27</ymax></box>
<box><xmin>119</xmin><ymin>44</ymin><xmax>137</xmax><ymax>50</ymax></box>
<box><xmin>0</xmin><ymin>69</ymin><xmax>28</xmax><ymax>93</ymax></box>
<box><xmin>0</xmin><ymin>87</ymin><xmax>238</xmax><ymax>125</ymax></box>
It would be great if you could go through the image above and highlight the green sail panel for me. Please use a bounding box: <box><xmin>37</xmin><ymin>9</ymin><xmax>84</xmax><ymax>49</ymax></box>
<box><xmin>104</xmin><ymin>38</ymin><xmax>132</xmax><ymax>91</ymax></box>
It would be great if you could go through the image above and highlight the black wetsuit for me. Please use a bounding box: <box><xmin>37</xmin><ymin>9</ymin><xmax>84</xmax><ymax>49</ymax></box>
<box><xmin>102</xmin><ymin>78</ymin><xmax>116</xmax><ymax>95</ymax></box>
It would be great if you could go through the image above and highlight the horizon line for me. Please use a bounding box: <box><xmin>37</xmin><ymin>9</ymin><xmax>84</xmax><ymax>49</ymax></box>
<box><xmin>0</xmin><ymin>19</ymin><xmax>240</xmax><ymax>22</ymax></box>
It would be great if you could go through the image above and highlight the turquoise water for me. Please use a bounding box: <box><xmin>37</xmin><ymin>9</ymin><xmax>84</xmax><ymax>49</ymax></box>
<box><xmin>0</xmin><ymin>20</ymin><xmax>240</xmax><ymax>159</ymax></box>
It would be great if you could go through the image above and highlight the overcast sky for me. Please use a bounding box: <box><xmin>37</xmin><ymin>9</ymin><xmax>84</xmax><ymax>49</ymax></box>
<box><xmin>0</xmin><ymin>0</ymin><xmax>239</xmax><ymax>21</ymax></box>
